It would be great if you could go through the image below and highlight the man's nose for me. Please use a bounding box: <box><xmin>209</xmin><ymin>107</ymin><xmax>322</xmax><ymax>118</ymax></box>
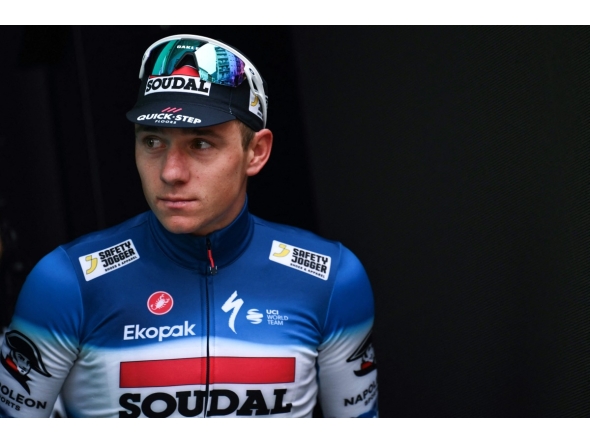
<box><xmin>160</xmin><ymin>145</ymin><xmax>190</xmax><ymax>184</ymax></box>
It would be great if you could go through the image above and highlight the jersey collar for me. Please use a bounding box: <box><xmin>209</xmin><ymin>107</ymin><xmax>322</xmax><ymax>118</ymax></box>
<box><xmin>148</xmin><ymin>198</ymin><xmax>254</xmax><ymax>273</ymax></box>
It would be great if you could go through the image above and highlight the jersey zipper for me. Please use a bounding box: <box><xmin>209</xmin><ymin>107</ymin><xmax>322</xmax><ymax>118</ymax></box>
<box><xmin>204</xmin><ymin>237</ymin><xmax>217</xmax><ymax>417</ymax></box>
<box><xmin>207</xmin><ymin>237</ymin><xmax>218</xmax><ymax>275</ymax></box>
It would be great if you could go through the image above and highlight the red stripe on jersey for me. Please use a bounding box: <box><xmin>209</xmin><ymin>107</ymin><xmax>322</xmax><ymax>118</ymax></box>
<box><xmin>120</xmin><ymin>357</ymin><xmax>295</xmax><ymax>388</ymax></box>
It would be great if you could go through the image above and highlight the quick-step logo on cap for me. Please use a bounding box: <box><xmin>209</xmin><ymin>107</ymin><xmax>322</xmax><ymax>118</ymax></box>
<box><xmin>269</xmin><ymin>240</ymin><xmax>331</xmax><ymax>280</ymax></box>
<box><xmin>78</xmin><ymin>239</ymin><xmax>140</xmax><ymax>281</ymax></box>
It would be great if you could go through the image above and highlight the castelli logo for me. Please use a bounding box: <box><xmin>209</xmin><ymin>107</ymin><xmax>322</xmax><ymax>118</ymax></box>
<box><xmin>147</xmin><ymin>291</ymin><xmax>174</xmax><ymax>315</ymax></box>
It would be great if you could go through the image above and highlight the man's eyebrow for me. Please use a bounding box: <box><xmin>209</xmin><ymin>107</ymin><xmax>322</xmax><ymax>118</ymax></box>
<box><xmin>135</xmin><ymin>125</ymin><xmax>162</xmax><ymax>135</ymax></box>
<box><xmin>134</xmin><ymin>125</ymin><xmax>219</xmax><ymax>136</ymax></box>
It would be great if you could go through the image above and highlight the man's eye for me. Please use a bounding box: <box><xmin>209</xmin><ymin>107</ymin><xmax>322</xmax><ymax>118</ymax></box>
<box><xmin>193</xmin><ymin>140</ymin><xmax>212</xmax><ymax>150</ymax></box>
<box><xmin>144</xmin><ymin>137</ymin><xmax>162</xmax><ymax>148</ymax></box>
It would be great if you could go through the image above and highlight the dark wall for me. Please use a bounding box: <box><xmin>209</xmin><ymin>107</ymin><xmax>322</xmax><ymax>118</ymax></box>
<box><xmin>292</xmin><ymin>26</ymin><xmax>589</xmax><ymax>417</ymax></box>
<box><xmin>0</xmin><ymin>25</ymin><xmax>588</xmax><ymax>417</ymax></box>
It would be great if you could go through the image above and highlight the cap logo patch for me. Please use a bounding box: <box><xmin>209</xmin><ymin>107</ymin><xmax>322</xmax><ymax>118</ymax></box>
<box><xmin>248</xmin><ymin>90</ymin><xmax>264</xmax><ymax>120</ymax></box>
<box><xmin>136</xmin><ymin>111</ymin><xmax>202</xmax><ymax>125</ymax></box>
<box><xmin>145</xmin><ymin>75</ymin><xmax>211</xmax><ymax>96</ymax></box>
<box><xmin>269</xmin><ymin>240</ymin><xmax>331</xmax><ymax>280</ymax></box>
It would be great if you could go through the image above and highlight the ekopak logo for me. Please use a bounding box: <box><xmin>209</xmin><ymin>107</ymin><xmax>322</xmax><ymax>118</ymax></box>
<box><xmin>147</xmin><ymin>291</ymin><xmax>174</xmax><ymax>315</ymax></box>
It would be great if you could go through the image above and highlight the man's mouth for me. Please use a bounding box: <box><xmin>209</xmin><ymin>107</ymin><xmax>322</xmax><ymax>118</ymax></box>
<box><xmin>158</xmin><ymin>197</ymin><xmax>196</xmax><ymax>209</ymax></box>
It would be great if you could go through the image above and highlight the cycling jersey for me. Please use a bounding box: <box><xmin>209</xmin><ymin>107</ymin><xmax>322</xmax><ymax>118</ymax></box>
<box><xmin>0</xmin><ymin>203</ymin><xmax>377</xmax><ymax>418</ymax></box>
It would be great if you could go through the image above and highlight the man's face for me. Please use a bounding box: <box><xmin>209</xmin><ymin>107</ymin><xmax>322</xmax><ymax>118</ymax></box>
<box><xmin>135</xmin><ymin>121</ymin><xmax>255</xmax><ymax>236</ymax></box>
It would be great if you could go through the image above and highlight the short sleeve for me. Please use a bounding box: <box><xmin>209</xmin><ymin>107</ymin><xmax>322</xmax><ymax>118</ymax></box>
<box><xmin>317</xmin><ymin>246</ymin><xmax>378</xmax><ymax>418</ymax></box>
<box><xmin>0</xmin><ymin>247</ymin><xmax>83</xmax><ymax>417</ymax></box>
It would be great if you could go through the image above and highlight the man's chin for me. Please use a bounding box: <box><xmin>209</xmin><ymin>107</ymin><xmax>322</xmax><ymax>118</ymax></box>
<box><xmin>158</xmin><ymin>215</ymin><xmax>202</xmax><ymax>236</ymax></box>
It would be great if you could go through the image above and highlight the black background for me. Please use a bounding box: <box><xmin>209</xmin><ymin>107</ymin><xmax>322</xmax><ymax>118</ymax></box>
<box><xmin>0</xmin><ymin>25</ymin><xmax>588</xmax><ymax>417</ymax></box>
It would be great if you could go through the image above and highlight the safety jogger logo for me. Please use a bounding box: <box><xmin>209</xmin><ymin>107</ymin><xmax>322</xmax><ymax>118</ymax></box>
<box><xmin>78</xmin><ymin>239</ymin><xmax>140</xmax><ymax>281</ymax></box>
<box><xmin>269</xmin><ymin>241</ymin><xmax>331</xmax><ymax>280</ymax></box>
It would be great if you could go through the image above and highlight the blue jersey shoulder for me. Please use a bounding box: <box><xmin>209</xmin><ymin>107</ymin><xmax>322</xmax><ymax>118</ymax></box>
<box><xmin>252</xmin><ymin>215</ymin><xmax>374</xmax><ymax>333</ymax></box>
<box><xmin>62</xmin><ymin>212</ymin><xmax>150</xmax><ymax>253</ymax></box>
<box><xmin>12</xmin><ymin>213</ymin><xmax>151</xmax><ymax>332</ymax></box>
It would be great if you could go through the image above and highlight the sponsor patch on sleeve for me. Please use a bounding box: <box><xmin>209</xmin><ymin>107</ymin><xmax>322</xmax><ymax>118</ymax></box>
<box><xmin>78</xmin><ymin>239</ymin><xmax>140</xmax><ymax>281</ymax></box>
<box><xmin>269</xmin><ymin>241</ymin><xmax>331</xmax><ymax>280</ymax></box>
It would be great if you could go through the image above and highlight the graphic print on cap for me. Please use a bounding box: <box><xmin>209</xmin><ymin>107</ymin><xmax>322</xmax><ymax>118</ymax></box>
<box><xmin>127</xmin><ymin>36</ymin><xmax>267</xmax><ymax>131</ymax></box>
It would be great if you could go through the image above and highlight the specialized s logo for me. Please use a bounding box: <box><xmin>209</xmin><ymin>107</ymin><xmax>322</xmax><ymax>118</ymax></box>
<box><xmin>269</xmin><ymin>240</ymin><xmax>331</xmax><ymax>280</ymax></box>
<box><xmin>222</xmin><ymin>291</ymin><xmax>244</xmax><ymax>334</ymax></box>
<box><xmin>347</xmin><ymin>331</ymin><xmax>377</xmax><ymax>377</ymax></box>
<box><xmin>1</xmin><ymin>331</ymin><xmax>51</xmax><ymax>394</ymax></box>
<box><xmin>78</xmin><ymin>239</ymin><xmax>140</xmax><ymax>281</ymax></box>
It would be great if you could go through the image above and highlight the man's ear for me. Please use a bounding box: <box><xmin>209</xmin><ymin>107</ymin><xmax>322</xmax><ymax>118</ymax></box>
<box><xmin>246</xmin><ymin>129</ymin><xmax>273</xmax><ymax>177</ymax></box>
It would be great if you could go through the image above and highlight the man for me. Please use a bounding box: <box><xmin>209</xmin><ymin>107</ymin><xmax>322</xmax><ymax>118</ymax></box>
<box><xmin>0</xmin><ymin>34</ymin><xmax>378</xmax><ymax>418</ymax></box>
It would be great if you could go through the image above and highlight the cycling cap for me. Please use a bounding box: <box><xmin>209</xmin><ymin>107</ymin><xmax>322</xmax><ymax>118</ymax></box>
<box><xmin>126</xmin><ymin>34</ymin><xmax>268</xmax><ymax>131</ymax></box>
